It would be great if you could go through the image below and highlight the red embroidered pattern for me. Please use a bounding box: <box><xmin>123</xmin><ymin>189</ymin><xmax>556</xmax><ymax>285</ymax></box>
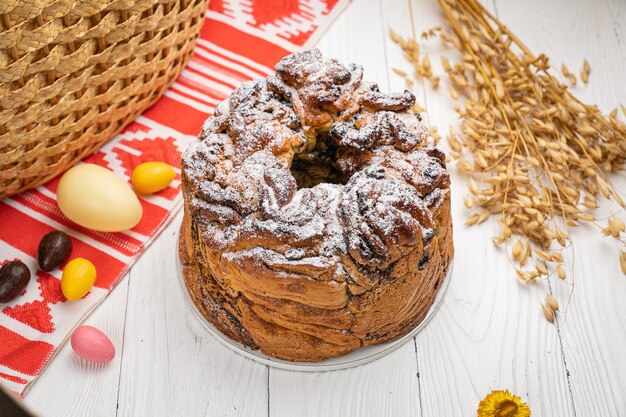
<box><xmin>0</xmin><ymin>0</ymin><xmax>346</xmax><ymax>395</ymax></box>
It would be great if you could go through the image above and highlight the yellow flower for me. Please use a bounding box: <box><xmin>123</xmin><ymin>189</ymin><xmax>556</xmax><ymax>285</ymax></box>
<box><xmin>477</xmin><ymin>390</ymin><xmax>530</xmax><ymax>417</ymax></box>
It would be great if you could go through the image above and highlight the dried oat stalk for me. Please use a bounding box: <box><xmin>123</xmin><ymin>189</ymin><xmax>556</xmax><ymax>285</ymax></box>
<box><xmin>390</xmin><ymin>0</ymin><xmax>626</xmax><ymax>280</ymax></box>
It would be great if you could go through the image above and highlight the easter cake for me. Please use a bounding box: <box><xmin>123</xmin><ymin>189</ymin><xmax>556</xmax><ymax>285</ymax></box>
<box><xmin>179</xmin><ymin>49</ymin><xmax>453</xmax><ymax>362</ymax></box>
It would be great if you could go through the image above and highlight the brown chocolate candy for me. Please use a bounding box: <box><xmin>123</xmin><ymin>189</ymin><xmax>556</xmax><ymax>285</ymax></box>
<box><xmin>0</xmin><ymin>260</ymin><xmax>31</xmax><ymax>303</ymax></box>
<box><xmin>38</xmin><ymin>231</ymin><xmax>73</xmax><ymax>271</ymax></box>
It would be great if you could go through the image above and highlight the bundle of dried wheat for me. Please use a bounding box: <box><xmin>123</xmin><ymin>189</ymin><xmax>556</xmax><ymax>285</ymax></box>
<box><xmin>390</xmin><ymin>0</ymin><xmax>626</xmax><ymax>285</ymax></box>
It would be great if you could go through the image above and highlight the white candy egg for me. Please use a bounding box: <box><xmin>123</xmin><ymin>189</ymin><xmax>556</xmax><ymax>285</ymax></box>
<box><xmin>57</xmin><ymin>164</ymin><xmax>142</xmax><ymax>232</ymax></box>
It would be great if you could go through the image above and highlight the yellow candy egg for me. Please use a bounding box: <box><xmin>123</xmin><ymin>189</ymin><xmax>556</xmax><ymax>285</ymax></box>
<box><xmin>131</xmin><ymin>162</ymin><xmax>176</xmax><ymax>194</ymax></box>
<box><xmin>62</xmin><ymin>258</ymin><xmax>97</xmax><ymax>301</ymax></box>
<box><xmin>57</xmin><ymin>164</ymin><xmax>143</xmax><ymax>232</ymax></box>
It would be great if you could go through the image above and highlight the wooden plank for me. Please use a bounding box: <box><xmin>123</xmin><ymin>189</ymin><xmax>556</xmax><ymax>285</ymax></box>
<box><xmin>269</xmin><ymin>344</ymin><xmax>420</xmax><ymax>417</ymax></box>
<box><xmin>494</xmin><ymin>0</ymin><xmax>626</xmax><ymax>415</ymax></box>
<box><xmin>20</xmin><ymin>2</ymin><xmax>626</xmax><ymax>417</ymax></box>
<box><xmin>115</xmin><ymin>213</ymin><xmax>268</xmax><ymax>417</ymax></box>
<box><xmin>381</xmin><ymin>0</ymin><xmax>576</xmax><ymax>415</ymax></box>
<box><xmin>25</xmin><ymin>277</ymin><xmax>129</xmax><ymax>417</ymax></box>
<box><xmin>268</xmin><ymin>2</ymin><xmax>422</xmax><ymax>416</ymax></box>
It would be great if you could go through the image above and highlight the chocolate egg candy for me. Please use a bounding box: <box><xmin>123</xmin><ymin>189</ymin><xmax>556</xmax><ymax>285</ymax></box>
<box><xmin>0</xmin><ymin>260</ymin><xmax>31</xmax><ymax>303</ymax></box>
<box><xmin>71</xmin><ymin>325</ymin><xmax>116</xmax><ymax>363</ymax></box>
<box><xmin>38</xmin><ymin>231</ymin><xmax>73</xmax><ymax>271</ymax></box>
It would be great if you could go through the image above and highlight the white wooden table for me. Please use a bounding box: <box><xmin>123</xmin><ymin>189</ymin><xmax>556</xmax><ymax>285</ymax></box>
<box><xmin>23</xmin><ymin>0</ymin><xmax>626</xmax><ymax>415</ymax></box>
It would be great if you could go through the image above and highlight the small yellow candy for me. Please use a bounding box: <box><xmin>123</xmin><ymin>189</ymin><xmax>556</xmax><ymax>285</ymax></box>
<box><xmin>62</xmin><ymin>258</ymin><xmax>97</xmax><ymax>301</ymax></box>
<box><xmin>131</xmin><ymin>162</ymin><xmax>176</xmax><ymax>194</ymax></box>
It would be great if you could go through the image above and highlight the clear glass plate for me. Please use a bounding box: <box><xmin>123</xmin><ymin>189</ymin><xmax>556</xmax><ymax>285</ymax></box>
<box><xmin>176</xmin><ymin>232</ymin><xmax>452</xmax><ymax>372</ymax></box>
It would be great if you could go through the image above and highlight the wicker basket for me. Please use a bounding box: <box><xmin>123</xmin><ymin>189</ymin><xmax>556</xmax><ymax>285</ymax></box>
<box><xmin>0</xmin><ymin>0</ymin><xmax>209</xmax><ymax>199</ymax></box>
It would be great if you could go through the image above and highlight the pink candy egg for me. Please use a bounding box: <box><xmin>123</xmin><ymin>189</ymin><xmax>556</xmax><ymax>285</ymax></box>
<box><xmin>71</xmin><ymin>325</ymin><xmax>115</xmax><ymax>363</ymax></box>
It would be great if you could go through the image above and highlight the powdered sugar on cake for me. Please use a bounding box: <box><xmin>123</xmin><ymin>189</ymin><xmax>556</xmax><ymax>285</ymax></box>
<box><xmin>182</xmin><ymin>48</ymin><xmax>450</xmax><ymax>293</ymax></box>
<box><xmin>180</xmin><ymin>50</ymin><xmax>454</xmax><ymax>361</ymax></box>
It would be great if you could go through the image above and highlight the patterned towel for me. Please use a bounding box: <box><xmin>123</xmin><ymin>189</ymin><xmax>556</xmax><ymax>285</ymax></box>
<box><xmin>0</xmin><ymin>0</ymin><xmax>349</xmax><ymax>395</ymax></box>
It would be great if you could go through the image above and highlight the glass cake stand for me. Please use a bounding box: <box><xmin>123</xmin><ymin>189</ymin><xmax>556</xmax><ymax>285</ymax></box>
<box><xmin>176</xmin><ymin>236</ymin><xmax>452</xmax><ymax>372</ymax></box>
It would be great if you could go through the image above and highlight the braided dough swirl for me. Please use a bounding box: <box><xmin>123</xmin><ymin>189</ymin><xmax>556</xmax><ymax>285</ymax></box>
<box><xmin>180</xmin><ymin>49</ymin><xmax>453</xmax><ymax>361</ymax></box>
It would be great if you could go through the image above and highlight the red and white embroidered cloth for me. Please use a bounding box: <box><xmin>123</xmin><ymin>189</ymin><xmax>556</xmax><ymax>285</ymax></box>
<box><xmin>0</xmin><ymin>0</ymin><xmax>348</xmax><ymax>395</ymax></box>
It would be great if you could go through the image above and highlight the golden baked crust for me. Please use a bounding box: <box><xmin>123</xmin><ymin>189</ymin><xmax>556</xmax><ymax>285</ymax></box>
<box><xmin>180</xmin><ymin>49</ymin><xmax>453</xmax><ymax>362</ymax></box>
